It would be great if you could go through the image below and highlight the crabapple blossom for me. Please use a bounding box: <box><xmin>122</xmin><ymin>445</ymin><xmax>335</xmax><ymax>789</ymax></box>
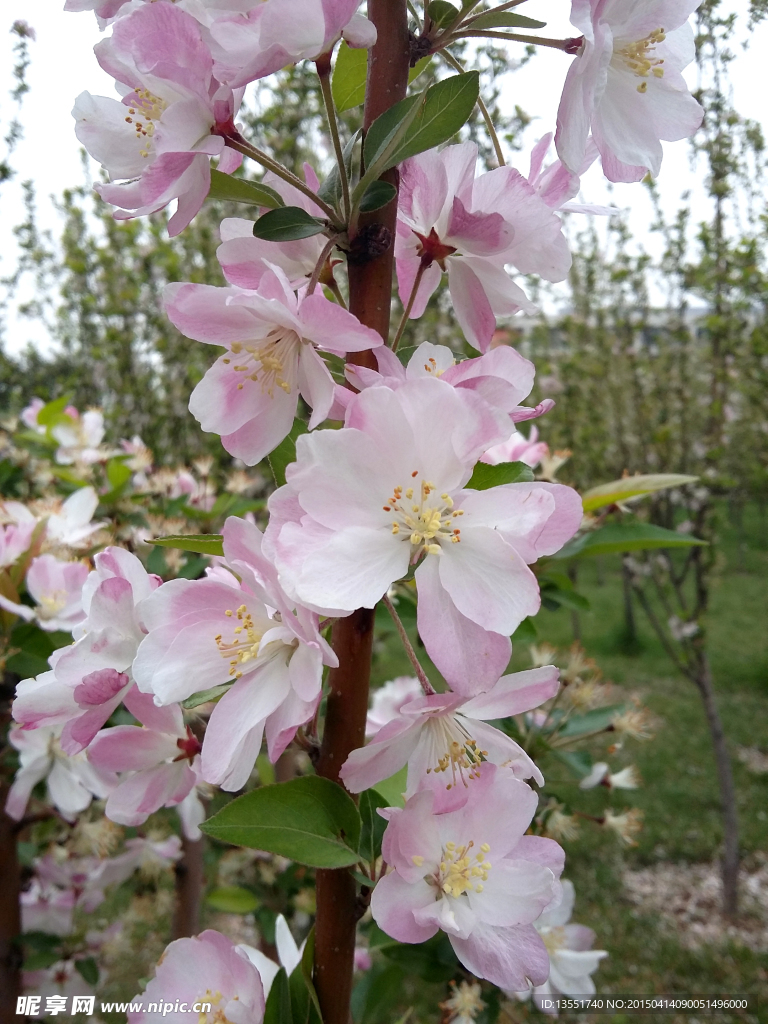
<box><xmin>73</xmin><ymin>2</ymin><xmax>244</xmax><ymax>235</ymax></box>
<box><xmin>0</xmin><ymin>513</ymin><xmax>35</xmax><ymax>568</ymax></box>
<box><xmin>579</xmin><ymin>762</ymin><xmax>641</xmax><ymax>790</ymax></box>
<box><xmin>132</xmin><ymin>516</ymin><xmax>336</xmax><ymax>788</ymax></box>
<box><xmin>366</xmin><ymin>676</ymin><xmax>424</xmax><ymax>738</ymax></box>
<box><xmin>21</xmin><ymin>881</ymin><xmax>76</xmax><ymax>937</ymax></box>
<box><xmin>87</xmin><ymin>688</ymin><xmax>201</xmax><ymax>826</ymax></box>
<box><xmin>371</xmin><ymin>767</ymin><xmax>564</xmax><ymax>989</ymax></box>
<box><xmin>164</xmin><ymin>265</ymin><xmax>381</xmax><ymax>464</ymax></box>
<box><xmin>239</xmin><ymin>914</ymin><xmax>304</xmax><ymax>996</ymax></box>
<box><xmin>0</xmin><ymin>554</ymin><xmax>88</xmax><ymax>632</ymax></box>
<box><xmin>210</xmin><ymin>0</ymin><xmax>376</xmax><ymax>89</ymax></box>
<box><xmin>341</xmin><ymin>666</ymin><xmax>559</xmax><ymax>810</ymax></box>
<box><xmin>264</xmin><ymin>378</ymin><xmax>582</xmax><ymax>691</ymax></box>
<box><xmin>52</xmin><ymin>408</ymin><xmax>109</xmax><ymax>465</ymax></box>
<box><xmin>556</xmin><ymin>0</ymin><xmax>704</xmax><ymax>182</ymax></box>
<box><xmin>482</xmin><ymin>424</ymin><xmax>550</xmax><ymax>469</ymax></box>
<box><xmin>217</xmin><ymin>167</ymin><xmax>331</xmax><ymax>290</ymax></box>
<box><xmin>510</xmin><ymin>880</ymin><xmax>608</xmax><ymax>1012</ymax></box>
<box><xmin>4</xmin><ymin>724</ymin><xmax>116</xmax><ymax>822</ymax></box>
<box><xmin>23</xmin><ymin>958</ymin><xmax>98</xmax><ymax>1008</ymax></box>
<box><xmin>127</xmin><ymin>930</ymin><xmax>265</xmax><ymax>1023</ymax></box>
<box><xmin>2</xmin><ymin>487</ymin><xmax>103</xmax><ymax>553</ymax></box>
<box><xmin>396</xmin><ymin>142</ymin><xmax>571</xmax><ymax>351</ymax></box>
<box><xmin>526</xmin><ymin>132</ymin><xmax>615</xmax><ymax>216</ymax></box>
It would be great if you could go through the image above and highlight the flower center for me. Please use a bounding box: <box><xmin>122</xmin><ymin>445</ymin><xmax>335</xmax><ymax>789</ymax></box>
<box><xmin>124</xmin><ymin>88</ymin><xmax>168</xmax><ymax>158</ymax></box>
<box><xmin>615</xmin><ymin>28</ymin><xmax>666</xmax><ymax>92</ymax></box>
<box><xmin>541</xmin><ymin>924</ymin><xmax>567</xmax><ymax>956</ymax></box>
<box><xmin>414</xmin><ymin>227</ymin><xmax>458</xmax><ymax>269</ymax></box>
<box><xmin>434</xmin><ymin>840</ymin><xmax>492</xmax><ymax>897</ymax></box>
<box><xmin>174</xmin><ymin>726</ymin><xmax>202</xmax><ymax>763</ymax></box>
<box><xmin>383</xmin><ymin>471</ymin><xmax>463</xmax><ymax>557</ymax></box>
<box><xmin>197</xmin><ymin>990</ymin><xmax>237</xmax><ymax>1024</ymax></box>
<box><xmin>424</xmin><ymin>716</ymin><xmax>488</xmax><ymax>791</ymax></box>
<box><xmin>222</xmin><ymin>328</ymin><xmax>299</xmax><ymax>394</ymax></box>
<box><xmin>215</xmin><ymin>604</ymin><xmax>267</xmax><ymax>678</ymax></box>
<box><xmin>37</xmin><ymin>590</ymin><xmax>68</xmax><ymax>619</ymax></box>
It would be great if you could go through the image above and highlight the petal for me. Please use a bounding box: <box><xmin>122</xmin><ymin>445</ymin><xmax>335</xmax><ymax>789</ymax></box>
<box><xmin>370</xmin><ymin>873</ymin><xmax>439</xmax><ymax>945</ymax></box>
<box><xmin>451</xmin><ymin>921</ymin><xmax>550</xmax><ymax>989</ymax></box>
<box><xmin>460</xmin><ymin>666</ymin><xmax>560</xmax><ymax>719</ymax></box>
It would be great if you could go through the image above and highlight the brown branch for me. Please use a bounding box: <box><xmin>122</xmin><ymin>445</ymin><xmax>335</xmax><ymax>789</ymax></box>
<box><xmin>171</xmin><ymin>832</ymin><xmax>206</xmax><ymax>939</ymax></box>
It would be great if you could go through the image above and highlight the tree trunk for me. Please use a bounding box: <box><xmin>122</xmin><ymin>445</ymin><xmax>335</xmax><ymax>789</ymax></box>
<box><xmin>313</xmin><ymin>6</ymin><xmax>410</xmax><ymax>1022</ymax></box>
<box><xmin>0</xmin><ymin>788</ymin><xmax>22</xmax><ymax>1023</ymax></box>
<box><xmin>691</xmin><ymin>651</ymin><xmax>740</xmax><ymax>916</ymax></box>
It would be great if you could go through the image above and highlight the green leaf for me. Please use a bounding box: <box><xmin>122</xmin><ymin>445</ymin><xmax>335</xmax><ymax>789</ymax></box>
<box><xmin>151</xmin><ymin>534</ymin><xmax>224</xmax><ymax>556</ymax></box>
<box><xmin>427</xmin><ymin>0</ymin><xmax>460</xmax><ymax>27</ymax></box>
<box><xmin>558</xmin><ymin>704</ymin><xmax>626</xmax><ymax>739</ymax></box>
<box><xmin>470</xmin><ymin>11</ymin><xmax>546</xmax><ymax>29</ymax></box>
<box><xmin>106</xmin><ymin>457</ymin><xmax>132</xmax><ymax>490</ymax></box>
<box><xmin>208</xmin><ymin>169</ymin><xmax>285</xmax><ymax>209</ymax></box>
<box><xmin>264</xmin><ymin>967</ymin><xmax>292</xmax><ymax>1024</ymax></box>
<box><xmin>74</xmin><ymin>957</ymin><xmax>99</xmax><ymax>986</ymax></box>
<box><xmin>206</xmin><ymin>886</ymin><xmax>259</xmax><ymax>914</ymax></box>
<box><xmin>289</xmin><ymin>928</ymin><xmax>321</xmax><ymax>1024</ymax></box>
<box><xmin>467</xmin><ymin>460</ymin><xmax>534</xmax><ymax>489</ymax></box>
<box><xmin>299</xmin><ymin>927</ymin><xmax>322</xmax><ymax>1023</ymax></box>
<box><xmin>554</xmin><ymin>522</ymin><xmax>708</xmax><ymax>559</ymax></box>
<box><xmin>372</xmin><ymin>765</ymin><xmax>407</xmax><ymax>809</ymax></box>
<box><xmin>36</xmin><ymin>395</ymin><xmax>73</xmax><ymax>428</ymax></box>
<box><xmin>540</xmin><ymin>577</ymin><xmax>591</xmax><ymax>613</ymax></box>
<box><xmin>365</xmin><ymin>72</ymin><xmax>480</xmax><ymax>174</ymax></box>
<box><xmin>381</xmin><ymin>933</ymin><xmax>457</xmax><ymax>982</ymax></box>
<box><xmin>268</xmin><ymin>418</ymin><xmax>309</xmax><ymax>487</ymax></box>
<box><xmin>581</xmin><ymin>473</ymin><xmax>699</xmax><ymax>512</ymax></box>
<box><xmin>252</xmin><ymin>207</ymin><xmax>326</xmax><ymax>242</ymax></box>
<box><xmin>317</xmin><ymin>130</ymin><xmax>360</xmax><ymax>207</ymax></box>
<box><xmin>181</xmin><ymin>683</ymin><xmax>232</xmax><ymax>710</ymax></box>
<box><xmin>332</xmin><ymin>43</ymin><xmax>432</xmax><ymax>112</ymax></box>
<box><xmin>359</xmin><ymin>180</ymin><xmax>398</xmax><ymax>213</ymax></box>
<box><xmin>200</xmin><ymin>776</ymin><xmax>362</xmax><ymax>868</ymax></box>
<box><xmin>511</xmin><ymin>616</ymin><xmax>537</xmax><ymax>644</ymax></box>
<box><xmin>551</xmin><ymin>749</ymin><xmax>593</xmax><ymax>778</ymax></box>
<box><xmin>358</xmin><ymin>789</ymin><xmax>389</xmax><ymax>865</ymax></box>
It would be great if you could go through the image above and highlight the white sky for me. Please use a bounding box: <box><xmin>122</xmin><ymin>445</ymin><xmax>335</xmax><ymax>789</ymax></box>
<box><xmin>0</xmin><ymin>0</ymin><xmax>766</xmax><ymax>355</ymax></box>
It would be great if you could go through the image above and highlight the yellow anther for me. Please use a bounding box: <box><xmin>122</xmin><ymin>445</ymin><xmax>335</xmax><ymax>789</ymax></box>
<box><xmin>412</xmin><ymin>855</ymin><xmax>424</xmax><ymax>866</ymax></box>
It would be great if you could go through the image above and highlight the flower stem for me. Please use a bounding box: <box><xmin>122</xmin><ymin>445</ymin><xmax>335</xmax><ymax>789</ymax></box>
<box><xmin>316</xmin><ymin>54</ymin><xmax>351</xmax><ymax>223</ymax></box>
<box><xmin>383</xmin><ymin>594</ymin><xmax>435</xmax><ymax>695</ymax></box>
<box><xmin>457</xmin><ymin>30</ymin><xmax>582</xmax><ymax>51</ymax></box>
<box><xmin>391</xmin><ymin>262</ymin><xmax>426</xmax><ymax>352</ymax></box>
<box><xmin>306</xmin><ymin>236</ymin><xmax>340</xmax><ymax>296</ymax></box>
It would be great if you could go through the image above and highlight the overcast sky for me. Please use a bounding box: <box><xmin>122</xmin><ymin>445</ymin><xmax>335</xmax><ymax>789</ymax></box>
<box><xmin>1</xmin><ymin>0</ymin><xmax>765</xmax><ymax>355</ymax></box>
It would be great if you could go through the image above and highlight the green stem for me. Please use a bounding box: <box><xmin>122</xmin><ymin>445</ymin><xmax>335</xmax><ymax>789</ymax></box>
<box><xmin>316</xmin><ymin>56</ymin><xmax>351</xmax><ymax>222</ymax></box>
<box><xmin>457</xmin><ymin>30</ymin><xmax>580</xmax><ymax>50</ymax></box>
<box><xmin>391</xmin><ymin>262</ymin><xmax>427</xmax><ymax>352</ymax></box>
<box><xmin>306</xmin><ymin>236</ymin><xmax>340</xmax><ymax>296</ymax></box>
<box><xmin>383</xmin><ymin>595</ymin><xmax>435</xmax><ymax>695</ymax></box>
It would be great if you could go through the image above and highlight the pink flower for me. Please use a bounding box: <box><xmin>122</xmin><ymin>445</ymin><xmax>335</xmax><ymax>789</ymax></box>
<box><xmin>555</xmin><ymin>0</ymin><xmax>704</xmax><ymax>182</ymax></box>
<box><xmin>211</xmin><ymin>0</ymin><xmax>376</xmax><ymax>89</ymax></box>
<box><xmin>526</xmin><ymin>133</ymin><xmax>615</xmax><ymax>216</ymax></box>
<box><xmin>20</xmin><ymin>397</ymin><xmax>46</xmax><ymax>433</ymax></box>
<box><xmin>396</xmin><ymin>143</ymin><xmax>571</xmax><ymax>352</ymax></box>
<box><xmin>217</xmin><ymin>166</ymin><xmax>329</xmax><ymax>290</ymax></box>
<box><xmin>371</xmin><ymin>767</ymin><xmax>564</xmax><ymax>990</ymax></box>
<box><xmin>0</xmin><ymin>554</ymin><xmax>89</xmax><ymax>632</ymax></box>
<box><xmin>164</xmin><ymin>265</ymin><xmax>381</xmax><ymax>465</ymax></box>
<box><xmin>264</xmin><ymin>378</ymin><xmax>582</xmax><ymax>692</ymax></box>
<box><xmin>100</xmin><ymin>835</ymin><xmax>183</xmax><ymax>887</ymax></box>
<box><xmin>133</xmin><ymin>516</ymin><xmax>336</xmax><ymax>789</ymax></box>
<box><xmin>21</xmin><ymin>881</ymin><xmax>76</xmax><ymax>937</ymax></box>
<box><xmin>127</xmin><ymin>930</ymin><xmax>265</xmax><ymax>1023</ymax></box>
<box><xmin>73</xmin><ymin>3</ymin><xmax>244</xmax><ymax>235</ymax></box>
<box><xmin>482</xmin><ymin>425</ymin><xmax>550</xmax><ymax>469</ymax></box>
<box><xmin>340</xmin><ymin>666</ymin><xmax>558</xmax><ymax>810</ymax></box>
<box><xmin>366</xmin><ymin>676</ymin><xmax>424</xmax><ymax>738</ymax></box>
<box><xmin>0</xmin><ymin>516</ymin><xmax>35</xmax><ymax>568</ymax></box>
<box><xmin>87</xmin><ymin>688</ymin><xmax>201</xmax><ymax>826</ymax></box>
<box><xmin>52</xmin><ymin>409</ymin><xmax>109</xmax><ymax>465</ymax></box>
<box><xmin>4</xmin><ymin>724</ymin><xmax>116</xmax><ymax>822</ymax></box>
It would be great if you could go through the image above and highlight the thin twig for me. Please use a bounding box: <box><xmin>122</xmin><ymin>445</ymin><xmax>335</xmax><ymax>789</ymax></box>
<box><xmin>307</xmin><ymin>236</ymin><xmax>340</xmax><ymax>295</ymax></box>
<box><xmin>391</xmin><ymin>263</ymin><xmax>426</xmax><ymax>351</ymax></box>
<box><xmin>383</xmin><ymin>594</ymin><xmax>435</xmax><ymax>694</ymax></box>
<box><xmin>316</xmin><ymin>57</ymin><xmax>351</xmax><ymax>222</ymax></box>
<box><xmin>457</xmin><ymin>30</ymin><xmax>580</xmax><ymax>50</ymax></box>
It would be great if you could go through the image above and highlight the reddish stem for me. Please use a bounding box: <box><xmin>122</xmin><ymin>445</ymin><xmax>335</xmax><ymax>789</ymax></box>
<box><xmin>171</xmin><ymin>834</ymin><xmax>205</xmax><ymax>940</ymax></box>
<box><xmin>312</xmin><ymin>6</ymin><xmax>410</xmax><ymax>1023</ymax></box>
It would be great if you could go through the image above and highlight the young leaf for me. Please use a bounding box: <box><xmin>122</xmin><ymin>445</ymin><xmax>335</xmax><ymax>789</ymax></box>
<box><xmin>206</xmin><ymin>886</ymin><xmax>259</xmax><ymax>914</ymax></box>
<box><xmin>581</xmin><ymin>473</ymin><xmax>699</xmax><ymax>512</ymax></box>
<box><xmin>557</xmin><ymin>704</ymin><xmax>626</xmax><ymax>739</ymax></box>
<box><xmin>427</xmin><ymin>0</ymin><xmax>460</xmax><ymax>28</ymax></box>
<box><xmin>366</xmin><ymin>72</ymin><xmax>480</xmax><ymax>174</ymax></box>
<box><xmin>470</xmin><ymin>11</ymin><xmax>546</xmax><ymax>29</ymax></box>
<box><xmin>105</xmin><ymin>457</ymin><xmax>132</xmax><ymax>490</ymax></box>
<box><xmin>264</xmin><ymin>967</ymin><xmax>292</xmax><ymax>1024</ymax></box>
<box><xmin>362</xmin><ymin>93</ymin><xmax>421</xmax><ymax>172</ymax></box>
<box><xmin>466</xmin><ymin>460</ymin><xmax>535</xmax><ymax>489</ymax></box>
<box><xmin>359</xmin><ymin>788</ymin><xmax>389</xmax><ymax>865</ymax></box>
<box><xmin>268</xmin><ymin>418</ymin><xmax>309</xmax><ymax>487</ymax></box>
<box><xmin>181</xmin><ymin>683</ymin><xmax>232</xmax><ymax>710</ymax></box>
<box><xmin>554</xmin><ymin>522</ymin><xmax>707</xmax><ymax>559</ymax></box>
<box><xmin>332</xmin><ymin>41</ymin><xmax>369</xmax><ymax>112</ymax></box>
<box><xmin>208</xmin><ymin>169</ymin><xmax>285</xmax><ymax>209</ymax></box>
<box><xmin>199</xmin><ymin>776</ymin><xmax>362</xmax><ymax>868</ymax></box>
<box><xmin>252</xmin><ymin>207</ymin><xmax>326</xmax><ymax>242</ymax></box>
<box><xmin>36</xmin><ymin>395</ymin><xmax>74</xmax><ymax>428</ymax></box>
<box><xmin>151</xmin><ymin>534</ymin><xmax>224</xmax><ymax>557</ymax></box>
<box><xmin>359</xmin><ymin>180</ymin><xmax>398</xmax><ymax>213</ymax></box>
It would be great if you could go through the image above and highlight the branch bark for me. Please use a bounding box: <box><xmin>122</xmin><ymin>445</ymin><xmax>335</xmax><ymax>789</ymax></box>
<box><xmin>313</xmin><ymin>6</ymin><xmax>410</xmax><ymax>1022</ymax></box>
<box><xmin>171</xmin><ymin>834</ymin><xmax>205</xmax><ymax>940</ymax></box>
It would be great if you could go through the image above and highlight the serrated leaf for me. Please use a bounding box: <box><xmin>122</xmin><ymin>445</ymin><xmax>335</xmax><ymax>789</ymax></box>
<box><xmin>359</xmin><ymin>789</ymin><xmax>389</xmax><ymax>865</ymax></box>
<box><xmin>252</xmin><ymin>207</ymin><xmax>326</xmax><ymax>242</ymax></box>
<box><xmin>268</xmin><ymin>418</ymin><xmax>309</xmax><ymax>488</ymax></box>
<box><xmin>206</xmin><ymin>886</ymin><xmax>259</xmax><ymax>913</ymax></box>
<box><xmin>581</xmin><ymin>473</ymin><xmax>699</xmax><ymax>512</ymax></box>
<box><xmin>365</xmin><ymin>72</ymin><xmax>480</xmax><ymax>175</ymax></box>
<box><xmin>427</xmin><ymin>0</ymin><xmax>460</xmax><ymax>27</ymax></box>
<box><xmin>151</xmin><ymin>534</ymin><xmax>224</xmax><ymax>556</ymax></box>
<box><xmin>359</xmin><ymin>180</ymin><xmax>397</xmax><ymax>213</ymax></box>
<box><xmin>208</xmin><ymin>168</ymin><xmax>285</xmax><ymax>209</ymax></box>
<box><xmin>200</xmin><ymin>776</ymin><xmax>362</xmax><ymax>868</ymax></box>
<box><xmin>467</xmin><ymin>460</ymin><xmax>534</xmax><ymax>489</ymax></box>
<box><xmin>181</xmin><ymin>683</ymin><xmax>232</xmax><ymax>710</ymax></box>
<box><xmin>470</xmin><ymin>11</ymin><xmax>546</xmax><ymax>29</ymax></box>
<box><xmin>554</xmin><ymin>522</ymin><xmax>707</xmax><ymax>559</ymax></box>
